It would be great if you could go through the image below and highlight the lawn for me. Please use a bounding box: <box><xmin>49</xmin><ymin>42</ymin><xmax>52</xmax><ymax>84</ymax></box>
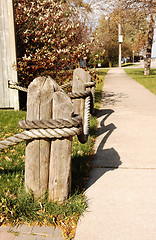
<box><xmin>124</xmin><ymin>68</ymin><xmax>156</xmax><ymax>95</ymax></box>
<box><xmin>0</xmin><ymin>69</ymin><xmax>108</xmax><ymax>239</ymax></box>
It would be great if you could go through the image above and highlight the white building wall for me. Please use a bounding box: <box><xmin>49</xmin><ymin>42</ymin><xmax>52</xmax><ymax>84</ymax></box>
<box><xmin>0</xmin><ymin>0</ymin><xmax>19</xmax><ymax>110</ymax></box>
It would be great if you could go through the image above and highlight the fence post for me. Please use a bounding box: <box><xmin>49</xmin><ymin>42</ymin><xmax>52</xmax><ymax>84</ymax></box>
<box><xmin>48</xmin><ymin>92</ymin><xmax>73</xmax><ymax>202</ymax></box>
<box><xmin>24</xmin><ymin>69</ymin><xmax>91</xmax><ymax>201</ymax></box>
<box><xmin>25</xmin><ymin>76</ymin><xmax>60</xmax><ymax>199</ymax></box>
<box><xmin>72</xmin><ymin>68</ymin><xmax>91</xmax><ymax>124</ymax></box>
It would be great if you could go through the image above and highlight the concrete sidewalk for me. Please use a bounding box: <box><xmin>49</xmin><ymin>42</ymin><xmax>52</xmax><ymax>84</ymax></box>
<box><xmin>75</xmin><ymin>68</ymin><xmax>156</xmax><ymax>240</ymax></box>
<box><xmin>0</xmin><ymin>225</ymin><xmax>64</xmax><ymax>240</ymax></box>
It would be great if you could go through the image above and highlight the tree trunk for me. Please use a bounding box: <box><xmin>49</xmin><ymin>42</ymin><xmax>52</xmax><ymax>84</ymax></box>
<box><xmin>144</xmin><ymin>12</ymin><xmax>155</xmax><ymax>75</ymax></box>
<box><xmin>109</xmin><ymin>61</ymin><xmax>112</xmax><ymax>68</ymax></box>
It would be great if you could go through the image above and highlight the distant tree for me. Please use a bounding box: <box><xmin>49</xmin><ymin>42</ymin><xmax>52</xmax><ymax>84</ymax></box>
<box><xmin>90</xmin><ymin>6</ymin><xmax>148</xmax><ymax>67</ymax></box>
<box><xmin>120</xmin><ymin>8</ymin><xmax>149</xmax><ymax>57</ymax></box>
<box><xmin>144</xmin><ymin>0</ymin><xmax>156</xmax><ymax>75</ymax></box>
<box><xmin>92</xmin><ymin>15</ymin><xmax>118</xmax><ymax>67</ymax></box>
<box><xmin>89</xmin><ymin>0</ymin><xmax>156</xmax><ymax>74</ymax></box>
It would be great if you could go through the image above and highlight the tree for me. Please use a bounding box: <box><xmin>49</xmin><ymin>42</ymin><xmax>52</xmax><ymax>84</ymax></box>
<box><xmin>14</xmin><ymin>0</ymin><xmax>90</xmax><ymax>86</ymax></box>
<box><xmin>120</xmin><ymin>8</ymin><xmax>149</xmax><ymax>57</ymax></box>
<box><xmin>89</xmin><ymin>0</ymin><xmax>156</xmax><ymax>74</ymax></box>
<box><xmin>95</xmin><ymin>15</ymin><xmax>119</xmax><ymax>67</ymax></box>
<box><xmin>90</xmin><ymin>6</ymin><xmax>148</xmax><ymax>67</ymax></box>
<box><xmin>144</xmin><ymin>0</ymin><xmax>156</xmax><ymax>75</ymax></box>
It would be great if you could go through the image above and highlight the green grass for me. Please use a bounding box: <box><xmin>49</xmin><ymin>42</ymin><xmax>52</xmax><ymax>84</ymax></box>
<box><xmin>94</xmin><ymin>69</ymin><xmax>109</xmax><ymax>111</ymax></box>
<box><xmin>124</xmin><ymin>68</ymin><xmax>156</xmax><ymax>95</ymax></box>
<box><xmin>0</xmin><ymin>69</ymin><xmax>108</xmax><ymax>239</ymax></box>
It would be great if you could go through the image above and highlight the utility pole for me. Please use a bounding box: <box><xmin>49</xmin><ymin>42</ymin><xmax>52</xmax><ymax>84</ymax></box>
<box><xmin>133</xmin><ymin>50</ymin><xmax>135</xmax><ymax>64</ymax></box>
<box><xmin>118</xmin><ymin>0</ymin><xmax>123</xmax><ymax>68</ymax></box>
<box><xmin>118</xmin><ymin>23</ymin><xmax>123</xmax><ymax>68</ymax></box>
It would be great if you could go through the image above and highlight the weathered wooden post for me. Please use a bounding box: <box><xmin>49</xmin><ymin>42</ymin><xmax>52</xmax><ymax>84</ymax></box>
<box><xmin>25</xmin><ymin>69</ymin><xmax>92</xmax><ymax>201</ymax></box>
<box><xmin>48</xmin><ymin>92</ymin><xmax>73</xmax><ymax>202</ymax></box>
<box><xmin>25</xmin><ymin>76</ymin><xmax>74</xmax><ymax>201</ymax></box>
<box><xmin>25</xmin><ymin>76</ymin><xmax>60</xmax><ymax>199</ymax></box>
<box><xmin>72</xmin><ymin>68</ymin><xmax>91</xmax><ymax>128</ymax></box>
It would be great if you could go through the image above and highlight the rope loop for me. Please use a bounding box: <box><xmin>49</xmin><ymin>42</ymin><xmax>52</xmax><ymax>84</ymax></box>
<box><xmin>60</xmin><ymin>81</ymin><xmax>72</xmax><ymax>89</ymax></box>
<box><xmin>78</xmin><ymin>95</ymin><xmax>90</xmax><ymax>144</ymax></box>
<box><xmin>3</xmin><ymin>78</ymin><xmax>96</xmax><ymax>149</ymax></box>
<box><xmin>0</xmin><ymin>115</ymin><xmax>84</xmax><ymax>150</ymax></box>
<box><xmin>18</xmin><ymin>115</ymin><xmax>82</xmax><ymax>130</ymax></box>
<box><xmin>68</xmin><ymin>89</ymin><xmax>91</xmax><ymax>99</ymax></box>
<box><xmin>0</xmin><ymin>127</ymin><xmax>82</xmax><ymax>150</ymax></box>
<box><xmin>85</xmin><ymin>81</ymin><xmax>95</xmax><ymax>88</ymax></box>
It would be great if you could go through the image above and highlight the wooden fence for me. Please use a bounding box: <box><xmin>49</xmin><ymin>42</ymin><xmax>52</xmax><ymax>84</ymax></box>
<box><xmin>0</xmin><ymin>68</ymin><xmax>95</xmax><ymax>202</ymax></box>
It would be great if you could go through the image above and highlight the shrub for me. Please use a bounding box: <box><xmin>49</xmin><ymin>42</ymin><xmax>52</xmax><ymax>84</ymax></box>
<box><xmin>14</xmin><ymin>0</ymin><xmax>89</xmax><ymax>86</ymax></box>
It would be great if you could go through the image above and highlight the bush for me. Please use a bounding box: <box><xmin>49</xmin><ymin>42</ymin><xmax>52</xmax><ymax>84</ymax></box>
<box><xmin>14</xmin><ymin>0</ymin><xmax>89</xmax><ymax>86</ymax></box>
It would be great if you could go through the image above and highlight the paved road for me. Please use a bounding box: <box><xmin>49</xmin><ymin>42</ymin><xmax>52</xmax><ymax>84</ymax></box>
<box><xmin>75</xmin><ymin>68</ymin><xmax>156</xmax><ymax>240</ymax></box>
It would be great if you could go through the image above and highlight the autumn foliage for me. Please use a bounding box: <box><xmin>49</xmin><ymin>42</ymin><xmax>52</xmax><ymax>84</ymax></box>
<box><xmin>14</xmin><ymin>0</ymin><xmax>89</xmax><ymax>86</ymax></box>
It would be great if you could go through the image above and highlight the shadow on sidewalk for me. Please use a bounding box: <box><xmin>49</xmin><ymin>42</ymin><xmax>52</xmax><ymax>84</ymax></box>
<box><xmin>101</xmin><ymin>91</ymin><xmax>128</xmax><ymax>106</ymax></box>
<box><xmin>86</xmin><ymin>109</ymin><xmax>122</xmax><ymax>189</ymax></box>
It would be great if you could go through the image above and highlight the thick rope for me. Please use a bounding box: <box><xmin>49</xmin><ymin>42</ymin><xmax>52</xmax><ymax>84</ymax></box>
<box><xmin>84</xmin><ymin>96</ymin><xmax>90</xmax><ymax>136</ymax></box>
<box><xmin>8</xmin><ymin>81</ymin><xmax>28</xmax><ymax>92</ymax></box>
<box><xmin>60</xmin><ymin>81</ymin><xmax>72</xmax><ymax>88</ymax></box>
<box><xmin>0</xmin><ymin>100</ymin><xmax>90</xmax><ymax>148</ymax></box>
<box><xmin>0</xmin><ymin>127</ymin><xmax>82</xmax><ymax>150</ymax></box>
<box><xmin>8</xmin><ymin>81</ymin><xmax>94</xmax><ymax>102</ymax></box>
<box><xmin>4</xmin><ymin>78</ymin><xmax>95</xmax><ymax>148</ymax></box>
<box><xmin>18</xmin><ymin>116</ymin><xmax>82</xmax><ymax>129</ymax></box>
<box><xmin>78</xmin><ymin>96</ymin><xmax>90</xmax><ymax>144</ymax></box>
<box><xmin>85</xmin><ymin>82</ymin><xmax>95</xmax><ymax>88</ymax></box>
<box><xmin>68</xmin><ymin>89</ymin><xmax>91</xmax><ymax>99</ymax></box>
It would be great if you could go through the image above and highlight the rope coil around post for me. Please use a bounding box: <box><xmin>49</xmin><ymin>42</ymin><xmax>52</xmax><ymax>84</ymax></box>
<box><xmin>0</xmin><ymin>127</ymin><xmax>82</xmax><ymax>150</ymax></box>
<box><xmin>4</xmin><ymin>78</ymin><xmax>96</xmax><ymax>148</ymax></box>
<box><xmin>77</xmin><ymin>95</ymin><xmax>90</xmax><ymax>144</ymax></box>
<box><xmin>0</xmin><ymin>93</ymin><xmax>90</xmax><ymax>149</ymax></box>
<box><xmin>0</xmin><ymin>116</ymin><xmax>83</xmax><ymax>150</ymax></box>
<box><xmin>18</xmin><ymin>115</ymin><xmax>81</xmax><ymax>129</ymax></box>
<box><xmin>60</xmin><ymin>81</ymin><xmax>72</xmax><ymax>89</ymax></box>
<box><xmin>85</xmin><ymin>81</ymin><xmax>96</xmax><ymax>88</ymax></box>
<box><xmin>68</xmin><ymin>89</ymin><xmax>91</xmax><ymax>99</ymax></box>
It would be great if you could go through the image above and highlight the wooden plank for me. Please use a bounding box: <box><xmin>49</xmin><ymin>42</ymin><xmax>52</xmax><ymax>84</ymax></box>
<box><xmin>0</xmin><ymin>34</ymin><xmax>4</xmax><ymax>108</ymax></box>
<box><xmin>0</xmin><ymin>0</ymin><xmax>6</xmax><ymax>108</ymax></box>
<box><xmin>7</xmin><ymin>0</ymin><xmax>19</xmax><ymax>110</ymax></box>
<box><xmin>25</xmin><ymin>76</ymin><xmax>60</xmax><ymax>199</ymax></box>
<box><xmin>0</xmin><ymin>0</ymin><xmax>19</xmax><ymax>109</ymax></box>
<box><xmin>3</xmin><ymin>0</ymin><xmax>10</xmax><ymax>108</ymax></box>
<box><xmin>49</xmin><ymin>92</ymin><xmax>73</xmax><ymax>202</ymax></box>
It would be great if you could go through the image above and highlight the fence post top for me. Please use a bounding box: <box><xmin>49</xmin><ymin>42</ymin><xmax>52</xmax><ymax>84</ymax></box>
<box><xmin>28</xmin><ymin>76</ymin><xmax>61</xmax><ymax>92</ymax></box>
<box><xmin>73</xmin><ymin>68</ymin><xmax>91</xmax><ymax>84</ymax></box>
<box><xmin>53</xmin><ymin>91</ymin><xmax>74</xmax><ymax>118</ymax></box>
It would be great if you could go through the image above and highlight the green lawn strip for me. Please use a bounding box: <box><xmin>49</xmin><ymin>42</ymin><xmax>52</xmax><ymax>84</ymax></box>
<box><xmin>122</xmin><ymin>63</ymin><xmax>135</xmax><ymax>67</ymax></box>
<box><xmin>94</xmin><ymin>69</ymin><xmax>108</xmax><ymax>111</ymax></box>
<box><xmin>124</xmin><ymin>68</ymin><xmax>156</xmax><ymax>95</ymax></box>
<box><xmin>0</xmin><ymin>69</ymin><xmax>108</xmax><ymax>239</ymax></box>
